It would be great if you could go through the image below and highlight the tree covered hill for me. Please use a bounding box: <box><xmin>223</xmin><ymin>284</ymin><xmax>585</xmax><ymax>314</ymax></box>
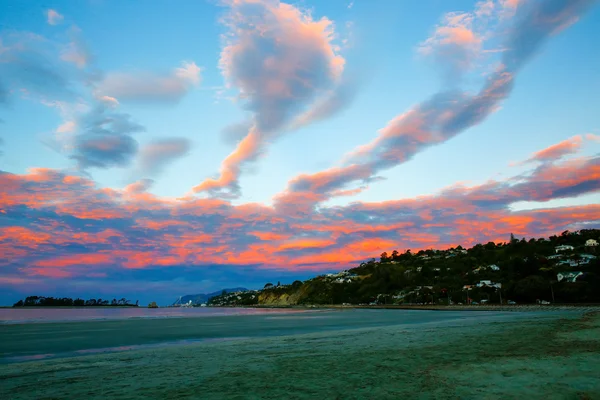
<box><xmin>208</xmin><ymin>229</ymin><xmax>600</xmax><ymax>306</ymax></box>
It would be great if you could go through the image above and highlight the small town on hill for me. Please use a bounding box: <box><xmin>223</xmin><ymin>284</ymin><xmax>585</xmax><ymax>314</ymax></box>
<box><xmin>207</xmin><ymin>229</ymin><xmax>600</xmax><ymax>307</ymax></box>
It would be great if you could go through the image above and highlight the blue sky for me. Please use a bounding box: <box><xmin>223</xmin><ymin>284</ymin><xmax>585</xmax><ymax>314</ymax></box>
<box><xmin>0</xmin><ymin>0</ymin><xmax>599</xmax><ymax>305</ymax></box>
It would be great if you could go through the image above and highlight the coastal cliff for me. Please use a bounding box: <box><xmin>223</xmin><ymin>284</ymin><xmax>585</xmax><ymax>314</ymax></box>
<box><xmin>258</xmin><ymin>291</ymin><xmax>300</xmax><ymax>305</ymax></box>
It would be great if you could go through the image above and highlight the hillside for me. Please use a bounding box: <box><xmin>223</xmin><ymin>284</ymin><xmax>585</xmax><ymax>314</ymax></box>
<box><xmin>175</xmin><ymin>287</ymin><xmax>247</xmax><ymax>305</ymax></box>
<box><xmin>207</xmin><ymin>229</ymin><xmax>600</xmax><ymax>306</ymax></box>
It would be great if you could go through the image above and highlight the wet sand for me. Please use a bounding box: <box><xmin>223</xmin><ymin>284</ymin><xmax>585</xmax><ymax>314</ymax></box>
<box><xmin>1</xmin><ymin>310</ymin><xmax>599</xmax><ymax>399</ymax></box>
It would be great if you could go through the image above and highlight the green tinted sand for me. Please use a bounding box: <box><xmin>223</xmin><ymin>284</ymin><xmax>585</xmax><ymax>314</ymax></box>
<box><xmin>1</xmin><ymin>312</ymin><xmax>599</xmax><ymax>399</ymax></box>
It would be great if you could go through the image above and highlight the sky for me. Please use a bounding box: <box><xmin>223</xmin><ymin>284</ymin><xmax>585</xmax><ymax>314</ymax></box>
<box><xmin>0</xmin><ymin>0</ymin><xmax>599</xmax><ymax>305</ymax></box>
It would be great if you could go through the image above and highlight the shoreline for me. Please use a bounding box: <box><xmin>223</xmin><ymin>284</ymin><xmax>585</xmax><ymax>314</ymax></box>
<box><xmin>236</xmin><ymin>303</ymin><xmax>600</xmax><ymax>312</ymax></box>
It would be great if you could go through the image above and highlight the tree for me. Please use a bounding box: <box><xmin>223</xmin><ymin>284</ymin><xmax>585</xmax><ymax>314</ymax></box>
<box><xmin>512</xmin><ymin>275</ymin><xmax>551</xmax><ymax>303</ymax></box>
<box><xmin>277</xmin><ymin>281</ymin><xmax>281</xmax><ymax>287</ymax></box>
<box><xmin>380</xmin><ymin>252</ymin><xmax>389</xmax><ymax>263</ymax></box>
<box><xmin>292</xmin><ymin>280</ymin><xmax>303</xmax><ymax>288</ymax></box>
<box><xmin>264</xmin><ymin>283</ymin><xmax>274</xmax><ymax>289</ymax></box>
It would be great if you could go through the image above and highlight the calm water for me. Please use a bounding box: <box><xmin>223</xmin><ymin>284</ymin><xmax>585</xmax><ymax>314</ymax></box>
<box><xmin>0</xmin><ymin>306</ymin><xmax>314</xmax><ymax>324</ymax></box>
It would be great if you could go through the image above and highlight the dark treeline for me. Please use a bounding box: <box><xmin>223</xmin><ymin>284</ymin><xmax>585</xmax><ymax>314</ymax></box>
<box><xmin>13</xmin><ymin>296</ymin><xmax>139</xmax><ymax>307</ymax></box>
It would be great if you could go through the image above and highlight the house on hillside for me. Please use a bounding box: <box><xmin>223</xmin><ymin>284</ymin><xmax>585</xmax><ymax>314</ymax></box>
<box><xmin>476</xmin><ymin>280</ymin><xmax>502</xmax><ymax>289</ymax></box>
<box><xmin>586</xmin><ymin>239</ymin><xmax>598</xmax><ymax>247</ymax></box>
<box><xmin>558</xmin><ymin>260</ymin><xmax>580</xmax><ymax>267</ymax></box>
<box><xmin>557</xmin><ymin>271</ymin><xmax>584</xmax><ymax>283</ymax></box>
<box><xmin>555</xmin><ymin>245</ymin><xmax>574</xmax><ymax>253</ymax></box>
<box><xmin>473</xmin><ymin>264</ymin><xmax>500</xmax><ymax>274</ymax></box>
<box><xmin>577</xmin><ymin>254</ymin><xmax>597</xmax><ymax>265</ymax></box>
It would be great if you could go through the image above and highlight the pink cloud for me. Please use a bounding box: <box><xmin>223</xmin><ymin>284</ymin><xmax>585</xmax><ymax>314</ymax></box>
<box><xmin>418</xmin><ymin>10</ymin><xmax>483</xmax><ymax>76</ymax></box>
<box><xmin>526</xmin><ymin>135</ymin><xmax>583</xmax><ymax>163</ymax></box>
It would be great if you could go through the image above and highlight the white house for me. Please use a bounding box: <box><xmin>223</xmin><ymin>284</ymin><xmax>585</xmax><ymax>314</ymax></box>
<box><xmin>555</xmin><ymin>245</ymin><xmax>574</xmax><ymax>253</ymax></box>
<box><xmin>473</xmin><ymin>264</ymin><xmax>500</xmax><ymax>273</ymax></box>
<box><xmin>585</xmin><ymin>239</ymin><xmax>598</xmax><ymax>247</ymax></box>
<box><xmin>557</xmin><ymin>271</ymin><xmax>583</xmax><ymax>283</ymax></box>
<box><xmin>558</xmin><ymin>260</ymin><xmax>580</xmax><ymax>267</ymax></box>
<box><xmin>476</xmin><ymin>280</ymin><xmax>502</xmax><ymax>289</ymax></box>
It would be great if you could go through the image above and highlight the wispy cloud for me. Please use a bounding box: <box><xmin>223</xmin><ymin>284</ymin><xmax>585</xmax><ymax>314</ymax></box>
<box><xmin>134</xmin><ymin>138</ymin><xmax>191</xmax><ymax>178</ymax></box>
<box><xmin>524</xmin><ymin>135</ymin><xmax>584</xmax><ymax>163</ymax></box>
<box><xmin>60</xmin><ymin>27</ymin><xmax>92</xmax><ymax>68</ymax></box>
<box><xmin>47</xmin><ymin>9</ymin><xmax>64</xmax><ymax>26</ymax></box>
<box><xmin>97</xmin><ymin>61</ymin><xmax>202</xmax><ymax>104</ymax></box>
<box><xmin>274</xmin><ymin>0</ymin><xmax>597</xmax><ymax>213</ymax></box>
<box><xmin>193</xmin><ymin>0</ymin><xmax>349</xmax><ymax>198</ymax></box>
<box><xmin>64</xmin><ymin>96</ymin><xmax>145</xmax><ymax>170</ymax></box>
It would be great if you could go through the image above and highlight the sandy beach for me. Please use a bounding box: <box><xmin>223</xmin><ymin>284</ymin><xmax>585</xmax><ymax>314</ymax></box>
<box><xmin>1</xmin><ymin>309</ymin><xmax>599</xmax><ymax>399</ymax></box>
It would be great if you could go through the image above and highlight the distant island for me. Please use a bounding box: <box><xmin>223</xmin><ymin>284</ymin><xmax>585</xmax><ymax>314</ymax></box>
<box><xmin>208</xmin><ymin>229</ymin><xmax>599</xmax><ymax>307</ymax></box>
<box><xmin>12</xmin><ymin>296</ymin><xmax>139</xmax><ymax>307</ymax></box>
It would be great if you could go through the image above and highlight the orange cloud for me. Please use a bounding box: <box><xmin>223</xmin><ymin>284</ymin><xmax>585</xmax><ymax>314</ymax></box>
<box><xmin>34</xmin><ymin>253</ymin><xmax>114</xmax><ymax>268</ymax></box>
<box><xmin>526</xmin><ymin>135</ymin><xmax>583</xmax><ymax>162</ymax></box>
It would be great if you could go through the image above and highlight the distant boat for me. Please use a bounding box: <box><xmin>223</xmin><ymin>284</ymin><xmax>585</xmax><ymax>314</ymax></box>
<box><xmin>173</xmin><ymin>296</ymin><xmax>193</xmax><ymax>308</ymax></box>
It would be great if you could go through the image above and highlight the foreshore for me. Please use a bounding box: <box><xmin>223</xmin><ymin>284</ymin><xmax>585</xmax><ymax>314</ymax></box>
<box><xmin>1</xmin><ymin>308</ymin><xmax>599</xmax><ymax>399</ymax></box>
